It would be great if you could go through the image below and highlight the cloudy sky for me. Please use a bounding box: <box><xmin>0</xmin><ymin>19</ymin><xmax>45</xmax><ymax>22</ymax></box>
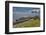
<box><xmin>13</xmin><ymin>7</ymin><xmax>40</xmax><ymax>21</ymax></box>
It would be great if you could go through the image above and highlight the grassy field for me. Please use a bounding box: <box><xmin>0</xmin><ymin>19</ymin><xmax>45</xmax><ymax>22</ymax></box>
<box><xmin>13</xmin><ymin>19</ymin><xmax>40</xmax><ymax>28</ymax></box>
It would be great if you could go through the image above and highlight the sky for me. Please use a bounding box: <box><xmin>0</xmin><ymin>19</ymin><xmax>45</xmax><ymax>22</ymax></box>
<box><xmin>13</xmin><ymin>7</ymin><xmax>40</xmax><ymax>22</ymax></box>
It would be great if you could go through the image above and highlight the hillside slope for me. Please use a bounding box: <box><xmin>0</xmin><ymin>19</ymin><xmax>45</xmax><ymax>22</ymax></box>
<box><xmin>13</xmin><ymin>19</ymin><xmax>40</xmax><ymax>28</ymax></box>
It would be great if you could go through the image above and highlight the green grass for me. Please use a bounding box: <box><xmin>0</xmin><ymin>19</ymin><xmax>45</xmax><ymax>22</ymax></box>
<box><xmin>13</xmin><ymin>19</ymin><xmax>40</xmax><ymax>28</ymax></box>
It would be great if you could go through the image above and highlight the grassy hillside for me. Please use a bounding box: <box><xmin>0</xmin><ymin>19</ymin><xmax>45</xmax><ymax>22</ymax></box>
<box><xmin>13</xmin><ymin>19</ymin><xmax>40</xmax><ymax>28</ymax></box>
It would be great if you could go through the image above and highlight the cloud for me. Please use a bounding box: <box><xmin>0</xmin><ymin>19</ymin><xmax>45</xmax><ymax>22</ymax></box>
<box><xmin>32</xmin><ymin>9</ymin><xmax>40</xmax><ymax>13</ymax></box>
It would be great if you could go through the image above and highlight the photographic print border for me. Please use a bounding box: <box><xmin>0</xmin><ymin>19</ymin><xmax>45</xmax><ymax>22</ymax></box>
<box><xmin>5</xmin><ymin>1</ymin><xmax>45</xmax><ymax>34</ymax></box>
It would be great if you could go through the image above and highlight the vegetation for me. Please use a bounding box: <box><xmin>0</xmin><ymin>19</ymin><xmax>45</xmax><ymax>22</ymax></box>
<box><xmin>13</xmin><ymin>16</ymin><xmax>40</xmax><ymax>28</ymax></box>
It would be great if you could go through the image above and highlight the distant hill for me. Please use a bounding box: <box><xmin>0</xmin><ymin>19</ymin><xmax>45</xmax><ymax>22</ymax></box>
<box><xmin>16</xmin><ymin>16</ymin><xmax>32</xmax><ymax>21</ymax></box>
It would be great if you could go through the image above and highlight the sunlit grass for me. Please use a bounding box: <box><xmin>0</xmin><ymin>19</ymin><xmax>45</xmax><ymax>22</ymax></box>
<box><xmin>13</xmin><ymin>19</ymin><xmax>40</xmax><ymax>28</ymax></box>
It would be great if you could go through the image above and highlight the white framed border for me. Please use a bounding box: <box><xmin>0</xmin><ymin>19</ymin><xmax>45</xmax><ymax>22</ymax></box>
<box><xmin>9</xmin><ymin>3</ymin><xmax>44</xmax><ymax>32</ymax></box>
